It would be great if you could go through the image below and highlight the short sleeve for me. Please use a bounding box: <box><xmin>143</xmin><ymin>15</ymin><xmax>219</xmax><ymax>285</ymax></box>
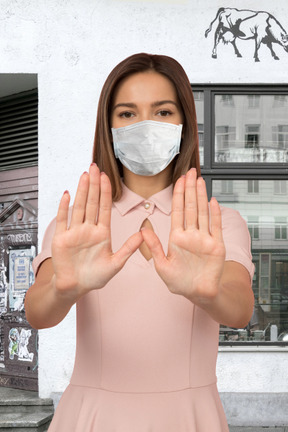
<box><xmin>32</xmin><ymin>217</ymin><xmax>56</xmax><ymax>276</ymax></box>
<box><xmin>220</xmin><ymin>205</ymin><xmax>255</xmax><ymax>281</ymax></box>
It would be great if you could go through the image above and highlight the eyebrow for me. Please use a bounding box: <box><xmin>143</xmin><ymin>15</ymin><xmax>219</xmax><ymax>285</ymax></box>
<box><xmin>112</xmin><ymin>100</ymin><xmax>179</xmax><ymax>111</ymax></box>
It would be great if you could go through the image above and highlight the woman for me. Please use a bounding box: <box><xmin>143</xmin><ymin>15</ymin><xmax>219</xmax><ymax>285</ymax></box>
<box><xmin>25</xmin><ymin>53</ymin><xmax>254</xmax><ymax>431</ymax></box>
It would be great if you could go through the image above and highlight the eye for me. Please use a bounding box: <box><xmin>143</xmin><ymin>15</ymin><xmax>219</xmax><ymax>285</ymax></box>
<box><xmin>157</xmin><ymin>110</ymin><xmax>172</xmax><ymax>117</ymax></box>
<box><xmin>119</xmin><ymin>111</ymin><xmax>135</xmax><ymax>119</ymax></box>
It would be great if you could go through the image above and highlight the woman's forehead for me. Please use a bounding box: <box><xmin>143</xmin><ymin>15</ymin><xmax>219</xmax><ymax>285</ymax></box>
<box><xmin>113</xmin><ymin>71</ymin><xmax>178</xmax><ymax>104</ymax></box>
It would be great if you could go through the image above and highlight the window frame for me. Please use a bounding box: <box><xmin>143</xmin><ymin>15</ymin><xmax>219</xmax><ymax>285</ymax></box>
<box><xmin>192</xmin><ymin>84</ymin><xmax>288</xmax><ymax>347</ymax></box>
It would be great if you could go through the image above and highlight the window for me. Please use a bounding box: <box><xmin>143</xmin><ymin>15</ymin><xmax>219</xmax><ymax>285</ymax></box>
<box><xmin>274</xmin><ymin>180</ymin><xmax>287</xmax><ymax>194</ymax></box>
<box><xmin>214</xmin><ymin>94</ymin><xmax>288</xmax><ymax>164</ymax></box>
<box><xmin>220</xmin><ymin>95</ymin><xmax>234</xmax><ymax>106</ymax></box>
<box><xmin>248</xmin><ymin>180</ymin><xmax>259</xmax><ymax>194</ymax></box>
<box><xmin>221</xmin><ymin>180</ymin><xmax>233</xmax><ymax>194</ymax></box>
<box><xmin>192</xmin><ymin>85</ymin><xmax>288</xmax><ymax>345</ymax></box>
<box><xmin>248</xmin><ymin>95</ymin><xmax>260</xmax><ymax>108</ymax></box>
<box><xmin>277</xmin><ymin>125</ymin><xmax>288</xmax><ymax>149</ymax></box>
<box><xmin>274</xmin><ymin>95</ymin><xmax>287</xmax><ymax>107</ymax></box>
<box><xmin>248</xmin><ymin>216</ymin><xmax>259</xmax><ymax>240</ymax></box>
<box><xmin>275</xmin><ymin>217</ymin><xmax>287</xmax><ymax>240</ymax></box>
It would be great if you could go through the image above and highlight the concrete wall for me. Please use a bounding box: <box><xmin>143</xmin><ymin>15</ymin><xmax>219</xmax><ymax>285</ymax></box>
<box><xmin>1</xmin><ymin>0</ymin><xmax>288</xmax><ymax>423</ymax></box>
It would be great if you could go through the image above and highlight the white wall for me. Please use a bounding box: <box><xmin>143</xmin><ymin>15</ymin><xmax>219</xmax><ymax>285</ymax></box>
<box><xmin>1</xmin><ymin>0</ymin><xmax>288</xmax><ymax>398</ymax></box>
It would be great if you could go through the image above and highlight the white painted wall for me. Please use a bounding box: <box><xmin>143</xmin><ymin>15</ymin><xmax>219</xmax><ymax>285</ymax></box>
<box><xmin>1</xmin><ymin>0</ymin><xmax>288</xmax><ymax>399</ymax></box>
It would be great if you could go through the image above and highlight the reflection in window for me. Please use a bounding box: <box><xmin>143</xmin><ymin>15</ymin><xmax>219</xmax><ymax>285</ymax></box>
<box><xmin>198</xmin><ymin>123</ymin><xmax>204</xmax><ymax>166</ymax></box>
<box><xmin>277</xmin><ymin>125</ymin><xmax>288</xmax><ymax>149</ymax></box>
<box><xmin>214</xmin><ymin>94</ymin><xmax>288</xmax><ymax>163</ymax></box>
<box><xmin>213</xmin><ymin>179</ymin><xmax>288</xmax><ymax>343</ymax></box>
<box><xmin>193</xmin><ymin>90</ymin><xmax>204</xmax><ymax>166</ymax></box>
<box><xmin>221</xmin><ymin>95</ymin><xmax>234</xmax><ymax>106</ymax></box>
<box><xmin>194</xmin><ymin>91</ymin><xmax>204</xmax><ymax>101</ymax></box>
<box><xmin>245</xmin><ymin>125</ymin><xmax>260</xmax><ymax>149</ymax></box>
<box><xmin>248</xmin><ymin>216</ymin><xmax>259</xmax><ymax>240</ymax></box>
<box><xmin>221</xmin><ymin>180</ymin><xmax>233</xmax><ymax>194</ymax></box>
<box><xmin>274</xmin><ymin>180</ymin><xmax>287</xmax><ymax>194</ymax></box>
<box><xmin>275</xmin><ymin>217</ymin><xmax>287</xmax><ymax>240</ymax></box>
<box><xmin>248</xmin><ymin>95</ymin><xmax>260</xmax><ymax>108</ymax></box>
<box><xmin>273</xmin><ymin>95</ymin><xmax>287</xmax><ymax>107</ymax></box>
<box><xmin>248</xmin><ymin>180</ymin><xmax>259</xmax><ymax>193</ymax></box>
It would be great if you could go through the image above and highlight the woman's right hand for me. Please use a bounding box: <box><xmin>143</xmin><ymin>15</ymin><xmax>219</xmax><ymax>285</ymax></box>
<box><xmin>51</xmin><ymin>163</ymin><xmax>143</xmax><ymax>301</ymax></box>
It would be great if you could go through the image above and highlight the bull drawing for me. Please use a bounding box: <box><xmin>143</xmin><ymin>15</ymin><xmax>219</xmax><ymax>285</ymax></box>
<box><xmin>205</xmin><ymin>7</ymin><xmax>288</xmax><ymax>62</ymax></box>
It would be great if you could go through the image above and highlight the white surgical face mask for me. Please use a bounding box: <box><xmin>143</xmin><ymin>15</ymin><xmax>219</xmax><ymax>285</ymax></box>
<box><xmin>111</xmin><ymin>120</ymin><xmax>183</xmax><ymax>176</ymax></box>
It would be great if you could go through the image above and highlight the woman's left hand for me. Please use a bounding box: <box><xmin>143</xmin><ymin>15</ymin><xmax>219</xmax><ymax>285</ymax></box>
<box><xmin>141</xmin><ymin>168</ymin><xmax>226</xmax><ymax>305</ymax></box>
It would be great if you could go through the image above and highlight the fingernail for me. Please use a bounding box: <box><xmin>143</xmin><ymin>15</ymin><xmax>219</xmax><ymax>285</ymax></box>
<box><xmin>64</xmin><ymin>190</ymin><xmax>69</xmax><ymax>195</ymax></box>
<box><xmin>100</xmin><ymin>171</ymin><xmax>105</xmax><ymax>176</ymax></box>
<box><xmin>90</xmin><ymin>162</ymin><xmax>96</xmax><ymax>167</ymax></box>
<box><xmin>83</xmin><ymin>171</ymin><xmax>88</xmax><ymax>175</ymax></box>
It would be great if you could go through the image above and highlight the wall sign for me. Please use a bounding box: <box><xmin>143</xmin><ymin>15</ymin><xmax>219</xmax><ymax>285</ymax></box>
<box><xmin>8</xmin><ymin>247</ymin><xmax>36</xmax><ymax>311</ymax></box>
<box><xmin>205</xmin><ymin>7</ymin><xmax>288</xmax><ymax>62</ymax></box>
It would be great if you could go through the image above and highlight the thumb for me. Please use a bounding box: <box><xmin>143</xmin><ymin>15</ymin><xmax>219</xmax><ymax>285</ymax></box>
<box><xmin>141</xmin><ymin>227</ymin><xmax>166</xmax><ymax>265</ymax></box>
<box><xmin>113</xmin><ymin>231</ymin><xmax>144</xmax><ymax>269</ymax></box>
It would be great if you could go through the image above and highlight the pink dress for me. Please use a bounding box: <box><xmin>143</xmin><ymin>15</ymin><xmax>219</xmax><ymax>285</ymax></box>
<box><xmin>33</xmin><ymin>183</ymin><xmax>254</xmax><ymax>432</ymax></box>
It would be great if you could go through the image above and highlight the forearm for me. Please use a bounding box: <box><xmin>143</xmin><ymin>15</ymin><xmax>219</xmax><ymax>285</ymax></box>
<box><xmin>25</xmin><ymin>276</ymin><xmax>77</xmax><ymax>329</ymax></box>
<box><xmin>25</xmin><ymin>259</ymin><xmax>79</xmax><ymax>329</ymax></box>
<box><xmin>186</xmin><ymin>262</ymin><xmax>254</xmax><ymax>328</ymax></box>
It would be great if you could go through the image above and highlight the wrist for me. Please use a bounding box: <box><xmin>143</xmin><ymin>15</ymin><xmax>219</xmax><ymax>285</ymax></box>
<box><xmin>51</xmin><ymin>274</ymin><xmax>81</xmax><ymax>307</ymax></box>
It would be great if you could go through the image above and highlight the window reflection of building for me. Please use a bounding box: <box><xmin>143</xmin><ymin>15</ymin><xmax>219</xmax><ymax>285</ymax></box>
<box><xmin>277</xmin><ymin>125</ymin><xmax>288</xmax><ymax>149</ymax></box>
<box><xmin>275</xmin><ymin>217</ymin><xmax>287</xmax><ymax>240</ymax></box>
<box><xmin>245</xmin><ymin>125</ymin><xmax>260</xmax><ymax>149</ymax></box>
<box><xmin>194</xmin><ymin>91</ymin><xmax>204</xmax><ymax>166</ymax></box>
<box><xmin>221</xmin><ymin>94</ymin><xmax>234</xmax><ymax>106</ymax></box>
<box><xmin>248</xmin><ymin>216</ymin><xmax>259</xmax><ymax>240</ymax></box>
<box><xmin>273</xmin><ymin>95</ymin><xmax>287</xmax><ymax>107</ymax></box>
<box><xmin>214</xmin><ymin>94</ymin><xmax>288</xmax><ymax>163</ymax></box>
<box><xmin>193</xmin><ymin>86</ymin><xmax>288</xmax><ymax>344</ymax></box>
<box><xmin>212</xmin><ymin>179</ymin><xmax>288</xmax><ymax>341</ymax></box>
<box><xmin>248</xmin><ymin>95</ymin><xmax>260</xmax><ymax>108</ymax></box>
<box><xmin>248</xmin><ymin>180</ymin><xmax>259</xmax><ymax>194</ymax></box>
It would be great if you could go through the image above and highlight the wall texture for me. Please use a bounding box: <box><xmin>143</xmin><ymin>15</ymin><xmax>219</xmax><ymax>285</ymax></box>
<box><xmin>1</xmin><ymin>0</ymin><xmax>288</xmax><ymax>422</ymax></box>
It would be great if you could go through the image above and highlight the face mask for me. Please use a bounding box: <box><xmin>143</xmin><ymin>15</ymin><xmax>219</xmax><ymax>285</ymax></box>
<box><xmin>111</xmin><ymin>120</ymin><xmax>183</xmax><ymax>176</ymax></box>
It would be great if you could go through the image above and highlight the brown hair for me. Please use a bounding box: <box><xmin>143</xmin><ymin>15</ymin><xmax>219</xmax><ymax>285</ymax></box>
<box><xmin>92</xmin><ymin>52</ymin><xmax>200</xmax><ymax>201</ymax></box>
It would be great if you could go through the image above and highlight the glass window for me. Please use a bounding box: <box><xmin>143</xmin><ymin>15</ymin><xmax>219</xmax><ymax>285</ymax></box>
<box><xmin>193</xmin><ymin>90</ymin><xmax>204</xmax><ymax>166</ymax></box>
<box><xmin>248</xmin><ymin>180</ymin><xmax>259</xmax><ymax>194</ymax></box>
<box><xmin>213</xmin><ymin>179</ymin><xmax>288</xmax><ymax>344</ymax></box>
<box><xmin>214</xmin><ymin>94</ymin><xmax>288</xmax><ymax>163</ymax></box>
<box><xmin>248</xmin><ymin>95</ymin><xmax>260</xmax><ymax>108</ymax></box>
<box><xmin>193</xmin><ymin>85</ymin><xmax>288</xmax><ymax>345</ymax></box>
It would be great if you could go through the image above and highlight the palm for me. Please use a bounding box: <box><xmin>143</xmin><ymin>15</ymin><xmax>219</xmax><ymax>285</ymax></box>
<box><xmin>52</xmin><ymin>165</ymin><xmax>143</xmax><ymax>298</ymax></box>
<box><xmin>142</xmin><ymin>169</ymin><xmax>225</xmax><ymax>302</ymax></box>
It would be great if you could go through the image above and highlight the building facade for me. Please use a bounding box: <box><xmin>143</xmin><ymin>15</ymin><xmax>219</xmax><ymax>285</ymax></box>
<box><xmin>0</xmin><ymin>0</ymin><xmax>288</xmax><ymax>426</ymax></box>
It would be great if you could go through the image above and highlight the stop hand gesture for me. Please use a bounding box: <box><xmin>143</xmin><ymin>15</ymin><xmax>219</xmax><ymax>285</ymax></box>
<box><xmin>51</xmin><ymin>163</ymin><xmax>143</xmax><ymax>301</ymax></box>
<box><xmin>141</xmin><ymin>168</ymin><xmax>226</xmax><ymax>306</ymax></box>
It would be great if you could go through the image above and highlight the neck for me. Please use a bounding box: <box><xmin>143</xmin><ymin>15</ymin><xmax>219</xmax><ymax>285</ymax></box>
<box><xmin>123</xmin><ymin>165</ymin><xmax>172</xmax><ymax>198</ymax></box>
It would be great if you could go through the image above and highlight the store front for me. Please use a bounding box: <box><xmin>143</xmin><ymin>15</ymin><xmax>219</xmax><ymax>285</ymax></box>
<box><xmin>0</xmin><ymin>88</ymin><xmax>38</xmax><ymax>390</ymax></box>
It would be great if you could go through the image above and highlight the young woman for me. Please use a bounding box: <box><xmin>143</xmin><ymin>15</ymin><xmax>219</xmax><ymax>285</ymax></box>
<box><xmin>25</xmin><ymin>53</ymin><xmax>254</xmax><ymax>431</ymax></box>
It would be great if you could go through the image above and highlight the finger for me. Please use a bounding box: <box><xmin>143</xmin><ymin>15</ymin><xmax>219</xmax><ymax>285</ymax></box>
<box><xmin>55</xmin><ymin>191</ymin><xmax>70</xmax><ymax>235</ymax></box>
<box><xmin>197</xmin><ymin>177</ymin><xmax>209</xmax><ymax>232</ymax></box>
<box><xmin>85</xmin><ymin>163</ymin><xmax>100</xmax><ymax>224</ymax></box>
<box><xmin>210</xmin><ymin>197</ymin><xmax>223</xmax><ymax>241</ymax></box>
<box><xmin>97</xmin><ymin>172</ymin><xmax>112</xmax><ymax>228</ymax></box>
<box><xmin>113</xmin><ymin>231</ymin><xmax>144</xmax><ymax>269</ymax></box>
<box><xmin>171</xmin><ymin>176</ymin><xmax>185</xmax><ymax>231</ymax></box>
<box><xmin>141</xmin><ymin>227</ymin><xmax>166</xmax><ymax>265</ymax></box>
<box><xmin>70</xmin><ymin>172</ymin><xmax>89</xmax><ymax>227</ymax></box>
<box><xmin>184</xmin><ymin>168</ymin><xmax>198</xmax><ymax>230</ymax></box>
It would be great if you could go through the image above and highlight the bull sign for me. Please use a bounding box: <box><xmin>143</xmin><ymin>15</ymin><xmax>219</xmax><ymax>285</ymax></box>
<box><xmin>205</xmin><ymin>7</ymin><xmax>288</xmax><ymax>62</ymax></box>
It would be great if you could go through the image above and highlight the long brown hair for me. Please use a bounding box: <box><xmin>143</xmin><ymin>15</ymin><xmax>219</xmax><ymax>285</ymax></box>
<box><xmin>92</xmin><ymin>53</ymin><xmax>200</xmax><ymax>201</ymax></box>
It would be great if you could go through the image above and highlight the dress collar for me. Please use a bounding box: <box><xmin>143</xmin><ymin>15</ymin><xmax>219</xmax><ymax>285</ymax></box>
<box><xmin>114</xmin><ymin>181</ymin><xmax>173</xmax><ymax>216</ymax></box>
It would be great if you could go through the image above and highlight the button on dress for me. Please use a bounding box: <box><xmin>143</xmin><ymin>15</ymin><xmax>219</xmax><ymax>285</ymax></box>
<box><xmin>33</xmin><ymin>183</ymin><xmax>254</xmax><ymax>432</ymax></box>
